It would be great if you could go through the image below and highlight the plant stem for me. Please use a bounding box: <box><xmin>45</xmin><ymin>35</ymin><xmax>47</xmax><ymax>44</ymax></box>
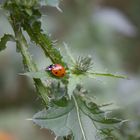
<box><xmin>10</xmin><ymin>15</ymin><xmax>49</xmax><ymax>105</ymax></box>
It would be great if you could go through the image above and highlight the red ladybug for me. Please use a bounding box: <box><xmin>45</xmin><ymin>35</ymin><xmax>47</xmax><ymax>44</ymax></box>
<box><xmin>46</xmin><ymin>64</ymin><xmax>66</xmax><ymax>77</ymax></box>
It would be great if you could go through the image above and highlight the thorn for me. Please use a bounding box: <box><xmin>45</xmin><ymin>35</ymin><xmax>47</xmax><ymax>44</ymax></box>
<box><xmin>48</xmin><ymin>33</ymin><xmax>52</xmax><ymax>37</ymax></box>
<box><xmin>121</xmin><ymin>119</ymin><xmax>129</xmax><ymax>123</ymax></box>
<box><xmin>56</xmin><ymin>6</ymin><xmax>63</xmax><ymax>13</ymax></box>
<box><xmin>26</xmin><ymin>118</ymin><xmax>33</xmax><ymax>121</ymax></box>
<box><xmin>18</xmin><ymin>73</ymin><xmax>26</xmax><ymax>76</ymax></box>
<box><xmin>53</xmin><ymin>40</ymin><xmax>58</xmax><ymax>43</ymax></box>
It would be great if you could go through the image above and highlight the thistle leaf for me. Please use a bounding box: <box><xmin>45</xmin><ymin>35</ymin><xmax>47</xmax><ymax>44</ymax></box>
<box><xmin>87</xmin><ymin>72</ymin><xmax>127</xmax><ymax>79</ymax></box>
<box><xmin>33</xmin><ymin>89</ymin><xmax>122</xmax><ymax>140</ymax></box>
<box><xmin>40</xmin><ymin>0</ymin><xmax>62</xmax><ymax>12</ymax></box>
<box><xmin>33</xmin><ymin>101</ymin><xmax>74</xmax><ymax>136</ymax></box>
<box><xmin>22</xmin><ymin>71</ymin><xmax>51</xmax><ymax>79</ymax></box>
<box><xmin>67</xmin><ymin>75</ymin><xmax>80</xmax><ymax>98</ymax></box>
<box><xmin>0</xmin><ymin>34</ymin><xmax>15</xmax><ymax>51</ymax></box>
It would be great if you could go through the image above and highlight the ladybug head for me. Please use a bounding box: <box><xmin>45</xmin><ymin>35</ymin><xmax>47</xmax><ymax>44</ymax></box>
<box><xmin>46</xmin><ymin>64</ymin><xmax>54</xmax><ymax>71</ymax></box>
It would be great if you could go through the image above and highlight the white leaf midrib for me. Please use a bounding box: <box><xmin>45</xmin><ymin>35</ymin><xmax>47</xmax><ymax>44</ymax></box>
<box><xmin>72</xmin><ymin>95</ymin><xmax>87</xmax><ymax>140</ymax></box>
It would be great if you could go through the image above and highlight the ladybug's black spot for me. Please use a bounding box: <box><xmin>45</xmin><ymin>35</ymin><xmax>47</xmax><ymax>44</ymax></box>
<box><xmin>55</xmin><ymin>72</ymin><xmax>58</xmax><ymax>74</ymax></box>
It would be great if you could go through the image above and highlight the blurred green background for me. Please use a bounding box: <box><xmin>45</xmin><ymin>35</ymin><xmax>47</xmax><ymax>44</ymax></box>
<box><xmin>0</xmin><ymin>0</ymin><xmax>140</xmax><ymax>140</ymax></box>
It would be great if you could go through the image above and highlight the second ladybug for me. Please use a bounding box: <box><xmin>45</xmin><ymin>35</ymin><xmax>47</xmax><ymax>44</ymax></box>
<box><xmin>46</xmin><ymin>64</ymin><xmax>66</xmax><ymax>77</ymax></box>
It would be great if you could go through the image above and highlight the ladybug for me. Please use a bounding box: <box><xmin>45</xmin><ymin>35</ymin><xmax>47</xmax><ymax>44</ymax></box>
<box><xmin>46</xmin><ymin>64</ymin><xmax>66</xmax><ymax>77</ymax></box>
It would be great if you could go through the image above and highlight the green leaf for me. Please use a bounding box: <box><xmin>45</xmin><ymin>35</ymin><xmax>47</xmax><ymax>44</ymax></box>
<box><xmin>0</xmin><ymin>34</ymin><xmax>15</xmax><ymax>51</ymax></box>
<box><xmin>71</xmin><ymin>95</ymin><xmax>97</xmax><ymax>140</ymax></box>
<box><xmin>47</xmin><ymin>81</ymin><xmax>68</xmax><ymax>107</ymax></box>
<box><xmin>67</xmin><ymin>75</ymin><xmax>80</xmax><ymax>98</ymax></box>
<box><xmin>84</xmin><ymin>100</ymin><xmax>104</xmax><ymax>114</ymax></box>
<box><xmin>87</xmin><ymin>72</ymin><xmax>127</xmax><ymax>79</ymax></box>
<box><xmin>78</xmin><ymin>95</ymin><xmax>122</xmax><ymax>125</ymax></box>
<box><xmin>33</xmin><ymin>92</ymin><xmax>122</xmax><ymax>140</ymax></box>
<box><xmin>40</xmin><ymin>0</ymin><xmax>62</xmax><ymax>12</ymax></box>
<box><xmin>98</xmin><ymin>118</ymin><xmax>122</xmax><ymax>124</ymax></box>
<box><xmin>52</xmin><ymin>96</ymin><xmax>68</xmax><ymax>107</ymax></box>
<box><xmin>33</xmin><ymin>101</ymin><xmax>74</xmax><ymax>136</ymax></box>
<box><xmin>33</xmin><ymin>103</ymin><xmax>97</xmax><ymax>140</ymax></box>
<box><xmin>22</xmin><ymin>71</ymin><xmax>51</xmax><ymax>79</ymax></box>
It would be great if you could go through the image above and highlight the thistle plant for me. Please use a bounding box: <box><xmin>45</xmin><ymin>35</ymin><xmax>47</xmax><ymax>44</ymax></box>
<box><xmin>0</xmin><ymin>0</ymin><xmax>127</xmax><ymax>140</ymax></box>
